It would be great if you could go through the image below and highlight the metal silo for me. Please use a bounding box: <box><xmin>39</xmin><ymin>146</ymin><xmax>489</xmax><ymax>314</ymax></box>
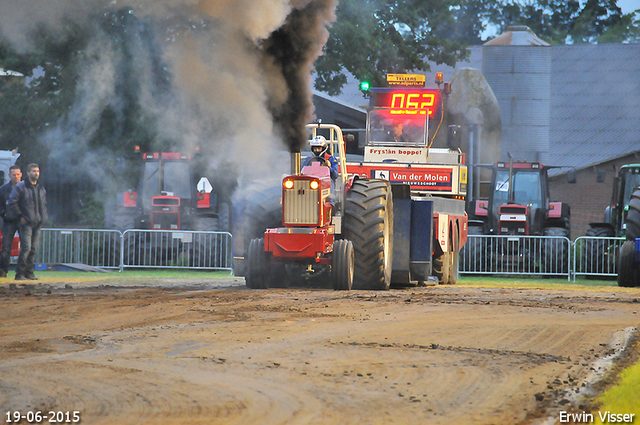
<box><xmin>483</xmin><ymin>26</ymin><xmax>551</xmax><ymax>163</ymax></box>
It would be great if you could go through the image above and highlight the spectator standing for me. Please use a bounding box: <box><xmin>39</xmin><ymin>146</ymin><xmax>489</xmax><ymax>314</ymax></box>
<box><xmin>0</xmin><ymin>165</ymin><xmax>22</xmax><ymax>277</ymax></box>
<box><xmin>8</xmin><ymin>163</ymin><xmax>47</xmax><ymax>280</ymax></box>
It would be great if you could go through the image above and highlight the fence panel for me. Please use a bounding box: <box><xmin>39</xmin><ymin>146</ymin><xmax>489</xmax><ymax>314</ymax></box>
<box><xmin>572</xmin><ymin>236</ymin><xmax>624</xmax><ymax>281</ymax></box>
<box><xmin>460</xmin><ymin>235</ymin><xmax>572</xmax><ymax>280</ymax></box>
<box><xmin>37</xmin><ymin>228</ymin><xmax>122</xmax><ymax>269</ymax></box>
<box><xmin>121</xmin><ymin>229</ymin><xmax>233</xmax><ymax>271</ymax></box>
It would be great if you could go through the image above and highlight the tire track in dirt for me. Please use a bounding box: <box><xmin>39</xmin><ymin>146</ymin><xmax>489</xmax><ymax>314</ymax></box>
<box><xmin>1</xmin><ymin>284</ymin><xmax>639</xmax><ymax>424</ymax></box>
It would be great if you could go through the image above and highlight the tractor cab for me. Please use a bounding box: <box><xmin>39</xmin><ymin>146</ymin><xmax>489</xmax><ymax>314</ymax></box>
<box><xmin>489</xmin><ymin>161</ymin><xmax>548</xmax><ymax>235</ymax></box>
<box><xmin>365</xmin><ymin>88</ymin><xmax>442</xmax><ymax>148</ymax></box>
<box><xmin>610</xmin><ymin>165</ymin><xmax>640</xmax><ymax>234</ymax></box>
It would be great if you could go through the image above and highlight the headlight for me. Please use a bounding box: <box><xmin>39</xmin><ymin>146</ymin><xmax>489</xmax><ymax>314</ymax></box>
<box><xmin>310</xmin><ymin>180</ymin><xmax>319</xmax><ymax>190</ymax></box>
<box><xmin>284</xmin><ymin>179</ymin><xmax>294</xmax><ymax>189</ymax></box>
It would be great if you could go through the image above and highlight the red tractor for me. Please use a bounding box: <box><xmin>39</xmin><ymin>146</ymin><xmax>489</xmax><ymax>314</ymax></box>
<box><xmin>465</xmin><ymin>159</ymin><xmax>572</xmax><ymax>274</ymax></box>
<box><xmin>245</xmin><ymin>124</ymin><xmax>356</xmax><ymax>290</ymax></box>
<box><xmin>239</xmin><ymin>77</ymin><xmax>469</xmax><ymax>289</ymax></box>
<box><xmin>107</xmin><ymin>149</ymin><xmax>230</xmax><ymax>266</ymax></box>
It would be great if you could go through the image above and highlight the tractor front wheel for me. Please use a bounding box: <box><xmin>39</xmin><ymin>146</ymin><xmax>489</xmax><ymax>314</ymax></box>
<box><xmin>626</xmin><ymin>186</ymin><xmax>640</xmax><ymax>240</ymax></box>
<box><xmin>617</xmin><ymin>240</ymin><xmax>639</xmax><ymax>287</ymax></box>
<box><xmin>246</xmin><ymin>238</ymin><xmax>269</xmax><ymax>289</ymax></box>
<box><xmin>332</xmin><ymin>239</ymin><xmax>354</xmax><ymax>291</ymax></box>
<box><xmin>432</xmin><ymin>252</ymin><xmax>450</xmax><ymax>284</ymax></box>
<box><xmin>543</xmin><ymin>227</ymin><xmax>570</xmax><ymax>275</ymax></box>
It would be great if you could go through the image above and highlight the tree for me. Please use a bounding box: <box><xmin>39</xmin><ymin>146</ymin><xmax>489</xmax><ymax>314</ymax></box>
<box><xmin>569</xmin><ymin>0</ymin><xmax>623</xmax><ymax>43</ymax></box>
<box><xmin>314</xmin><ymin>0</ymin><xmax>469</xmax><ymax>95</ymax></box>
<box><xmin>437</xmin><ymin>0</ymin><xmax>494</xmax><ymax>46</ymax></box>
<box><xmin>483</xmin><ymin>0</ymin><xmax>636</xmax><ymax>44</ymax></box>
<box><xmin>597</xmin><ymin>10</ymin><xmax>640</xmax><ymax>43</ymax></box>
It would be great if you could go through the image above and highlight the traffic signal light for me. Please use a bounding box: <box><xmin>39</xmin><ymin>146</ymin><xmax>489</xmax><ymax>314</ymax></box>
<box><xmin>359</xmin><ymin>81</ymin><xmax>370</xmax><ymax>91</ymax></box>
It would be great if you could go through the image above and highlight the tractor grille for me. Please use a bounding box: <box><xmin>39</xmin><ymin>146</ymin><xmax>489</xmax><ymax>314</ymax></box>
<box><xmin>500</xmin><ymin>205</ymin><xmax>527</xmax><ymax>215</ymax></box>
<box><xmin>499</xmin><ymin>221</ymin><xmax>527</xmax><ymax>235</ymax></box>
<box><xmin>153</xmin><ymin>197</ymin><xmax>180</xmax><ymax>207</ymax></box>
<box><xmin>283</xmin><ymin>180</ymin><xmax>319</xmax><ymax>225</ymax></box>
<box><xmin>152</xmin><ymin>211</ymin><xmax>180</xmax><ymax>230</ymax></box>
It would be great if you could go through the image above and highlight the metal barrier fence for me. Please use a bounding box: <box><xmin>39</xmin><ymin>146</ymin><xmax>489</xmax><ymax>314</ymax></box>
<box><xmin>37</xmin><ymin>229</ymin><xmax>122</xmax><ymax>269</ymax></box>
<box><xmin>460</xmin><ymin>234</ymin><xmax>626</xmax><ymax>281</ymax></box>
<box><xmin>460</xmin><ymin>235</ymin><xmax>572</xmax><ymax>280</ymax></box>
<box><xmin>572</xmin><ymin>236</ymin><xmax>624</xmax><ymax>281</ymax></box>
<box><xmin>31</xmin><ymin>229</ymin><xmax>624</xmax><ymax>279</ymax></box>
<box><xmin>122</xmin><ymin>229</ymin><xmax>232</xmax><ymax>270</ymax></box>
<box><xmin>35</xmin><ymin>228</ymin><xmax>233</xmax><ymax>271</ymax></box>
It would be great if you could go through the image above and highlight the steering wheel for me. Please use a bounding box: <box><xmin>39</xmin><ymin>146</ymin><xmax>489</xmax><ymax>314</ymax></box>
<box><xmin>308</xmin><ymin>156</ymin><xmax>329</xmax><ymax>166</ymax></box>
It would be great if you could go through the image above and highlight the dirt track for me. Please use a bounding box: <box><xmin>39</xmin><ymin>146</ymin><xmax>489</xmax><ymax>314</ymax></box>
<box><xmin>1</xmin><ymin>277</ymin><xmax>639</xmax><ymax>425</ymax></box>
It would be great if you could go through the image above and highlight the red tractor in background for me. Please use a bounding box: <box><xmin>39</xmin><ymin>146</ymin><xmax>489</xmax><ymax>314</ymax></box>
<box><xmin>107</xmin><ymin>149</ymin><xmax>230</xmax><ymax>266</ymax></box>
<box><xmin>246</xmin><ymin>124</ymin><xmax>356</xmax><ymax>290</ymax></box>
<box><xmin>465</xmin><ymin>158</ymin><xmax>573</xmax><ymax>273</ymax></box>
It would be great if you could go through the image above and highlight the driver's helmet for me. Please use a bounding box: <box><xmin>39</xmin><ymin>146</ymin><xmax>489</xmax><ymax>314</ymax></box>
<box><xmin>310</xmin><ymin>135</ymin><xmax>329</xmax><ymax>158</ymax></box>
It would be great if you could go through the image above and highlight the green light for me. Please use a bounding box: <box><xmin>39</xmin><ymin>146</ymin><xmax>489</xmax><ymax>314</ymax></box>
<box><xmin>360</xmin><ymin>81</ymin><xmax>370</xmax><ymax>91</ymax></box>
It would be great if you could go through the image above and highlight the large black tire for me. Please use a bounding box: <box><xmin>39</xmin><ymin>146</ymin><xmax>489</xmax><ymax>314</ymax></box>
<box><xmin>218</xmin><ymin>202</ymin><xmax>230</xmax><ymax>232</ymax></box>
<box><xmin>195</xmin><ymin>216</ymin><xmax>218</xmax><ymax>232</ymax></box>
<box><xmin>617</xmin><ymin>240</ymin><xmax>639</xmax><ymax>287</ymax></box>
<box><xmin>343</xmin><ymin>180</ymin><xmax>393</xmax><ymax>290</ymax></box>
<box><xmin>542</xmin><ymin>227</ymin><xmax>570</xmax><ymax>275</ymax></box>
<box><xmin>232</xmin><ymin>178</ymin><xmax>282</xmax><ymax>276</ymax></box>
<box><xmin>582</xmin><ymin>224</ymin><xmax>616</xmax><ymax>279</ymax></box>
<box><xmin>625</xmin><ymin>186</ymin><xmax>640</xmax><ymax>240</ymax></box>
<box><xmin>460</xmin><ymin>225</ymin><xmax>487</xmax><ymax>273</ymax></box>
<box><xmin>434</xmin><ymin>226</ymin><xmax>459</xmax><ymax>285</ymax></box>
<box><xmin>432</xmin><ymin>252</ymin><xmax>450</xmax><ymax>284</ymax></box>
<box><xmin>449</xmin><ymin>227</ymin><xmax>459</xmax><ymax>285</ymax></box>
<box><xmin>107</xmin><ymin>206</ymin><xmax>137</xmax><ymax>231</ymax></box>
<box><xmin>332</xmin><ymin>239</ymin><xmax>354</xmax><ymax>291</ymax></box>
<box><xmin>122</xmin><ymin>232</ymin><xmax>138</xmax><ymax>266</ymax></box>
<box><xmin>246</xmin><ymin>238</ymin><xmax>269</xmax><ymax>289</ymax></box>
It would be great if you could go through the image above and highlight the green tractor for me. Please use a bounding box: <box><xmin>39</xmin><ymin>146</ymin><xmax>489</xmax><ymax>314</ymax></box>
<box><xmin>583</xmin><ymin>164</ymin><xmax>640</xmax><ymax>285</ymax></box>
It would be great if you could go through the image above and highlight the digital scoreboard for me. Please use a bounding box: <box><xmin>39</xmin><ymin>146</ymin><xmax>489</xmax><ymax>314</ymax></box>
<box><xmin>370</xmin><ymin>88</ymin><xmax>441</xmax><ymax>116</ymax></box>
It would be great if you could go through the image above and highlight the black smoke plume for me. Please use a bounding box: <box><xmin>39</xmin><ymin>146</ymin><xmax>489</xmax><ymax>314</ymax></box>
<box><xmin>0</xmin><ymin>0</ymin><xmax>336</xmax><ymax>224</ymax></box>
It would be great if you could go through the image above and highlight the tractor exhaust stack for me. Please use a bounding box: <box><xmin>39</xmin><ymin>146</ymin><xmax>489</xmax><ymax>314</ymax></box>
<box><xmin>291</xmin><ymin>151</ymin><xmax>301</xmax><ymax>175</ymax></box>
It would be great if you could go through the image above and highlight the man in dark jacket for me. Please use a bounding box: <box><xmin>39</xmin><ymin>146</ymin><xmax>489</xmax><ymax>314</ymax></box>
<box><xmin>0</xmin><ymin>165</ymin><xmax>22</xmax><ymax>277</ymax></box>
<box><xmin>8</xmin><ymin>163</ymin><xmax>47</xmax><ymax>280</ymax></box>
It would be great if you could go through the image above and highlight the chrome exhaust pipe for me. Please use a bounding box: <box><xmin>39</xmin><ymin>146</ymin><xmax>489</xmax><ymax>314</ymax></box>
<box><xmin>291</xmin><ymin>151</ymin><xmax>301</xmax><ymax>175</ymax></box>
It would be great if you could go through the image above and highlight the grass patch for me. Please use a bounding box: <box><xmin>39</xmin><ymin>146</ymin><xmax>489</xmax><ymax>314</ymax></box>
<box><xmin>0</xmin><ymin>269</ymin><xmax>234</xmax><ymax>285</ymax></box>
<box><xmin>593</xmin><ymin>346</ymin><xmax>640</xmax><ymax>424</ymax></box>
<box><xmin>457</xmin><ymin>274</ymin><xmax>640</xmax><ymax>293</ymax></box>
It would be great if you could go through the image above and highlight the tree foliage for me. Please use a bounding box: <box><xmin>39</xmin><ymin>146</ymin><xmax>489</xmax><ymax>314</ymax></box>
<box><xmin>314</xmin><ymin>0</ymin><xmax>470</xmax><ymax>95</ymax></box>
<box><xmin>314</xmin><ymin>0</ymin><xmax>640</xmax><ymax>95</ymax></box>
<box><xmin>483</xmin><ymin>0</ymin><xmax>639</xmax><ymax>44</ymax></box>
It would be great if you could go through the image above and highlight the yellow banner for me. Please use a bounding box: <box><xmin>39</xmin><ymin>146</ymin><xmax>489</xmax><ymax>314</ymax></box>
<box><xmin>386</xmin><ymin>74</ymin><xmax>426</xmax><ymax>87</ymax></box>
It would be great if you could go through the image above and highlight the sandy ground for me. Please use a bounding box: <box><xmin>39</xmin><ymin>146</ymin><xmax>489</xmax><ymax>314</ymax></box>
<box><xmin>1</xmin><ymin>276</ymin><xmax>639</xmax><ymax>425</ymax></box>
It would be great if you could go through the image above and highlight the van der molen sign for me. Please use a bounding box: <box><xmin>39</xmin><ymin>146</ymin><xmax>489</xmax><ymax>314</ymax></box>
<box><xmin>387</xmin><ymin>74</ymin><xmax>426</xmax><ymax>87</ymax></box>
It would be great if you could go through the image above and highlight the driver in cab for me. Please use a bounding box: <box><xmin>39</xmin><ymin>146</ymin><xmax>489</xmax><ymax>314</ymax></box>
<box><xmin>303</xmin><ymin>135</ymin><xmax>339</xmax><ymax>181</ymax></box>
<box><xmin>390</xmin><ymin>121</ymin><xmax>411</xmax><ymax>143</ymax></box>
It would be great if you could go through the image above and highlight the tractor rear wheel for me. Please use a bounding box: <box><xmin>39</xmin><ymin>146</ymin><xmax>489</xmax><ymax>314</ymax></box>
<box><xmin>246</xmin><ymin>238</ymin><xmax>269</xmax><ymax>289</ymax></box>
<box><xmin>461</xmin><ymin>225</ymin><xmax>487</xmax><ymax>273</ymax></box>
<box><xmin>434</xmin><ymin>227</ymin><xmax>459</xmax><ymax>285</ymax></box>
<box><xmin>432</xmin><ymin>252</ymin><xmax>450</xmax><ymax>284</ymax></box>
<box><xmin>218</xmin><ymin>202</ymin><xmax>230</xmax><ymax>232</ymax></box>
<box><xmin>332</xmin><ymin>239</ymin><xmax>354</xmax><ymax>291</ymax></box>
<box><xmin>625</xmin><ymin>186</ymin><xmax>640</xmax><ymax>240</ymax></box>
<box><xmin>543</xmin><ymin>227</ymin><xmax>570</xmax><ymax>275</ymax></box>
<box><xmin>343</xmin><ymin>180</ymin><xmax>393</xmax><ymax>290</ymax></box>
<box><xmin>583</xmin><ymin>224</ymin><xmax>616</xmax><ymax>279</ymax></box>
<box><xmin>448</xmin><ymin>227</ymin><xmax>459</xmax><ymax>285</ymax></box>
<box><xmin>617</xmin><ymin>240</ymin><xmax>639</xmax><ymax>287</ymax></box>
